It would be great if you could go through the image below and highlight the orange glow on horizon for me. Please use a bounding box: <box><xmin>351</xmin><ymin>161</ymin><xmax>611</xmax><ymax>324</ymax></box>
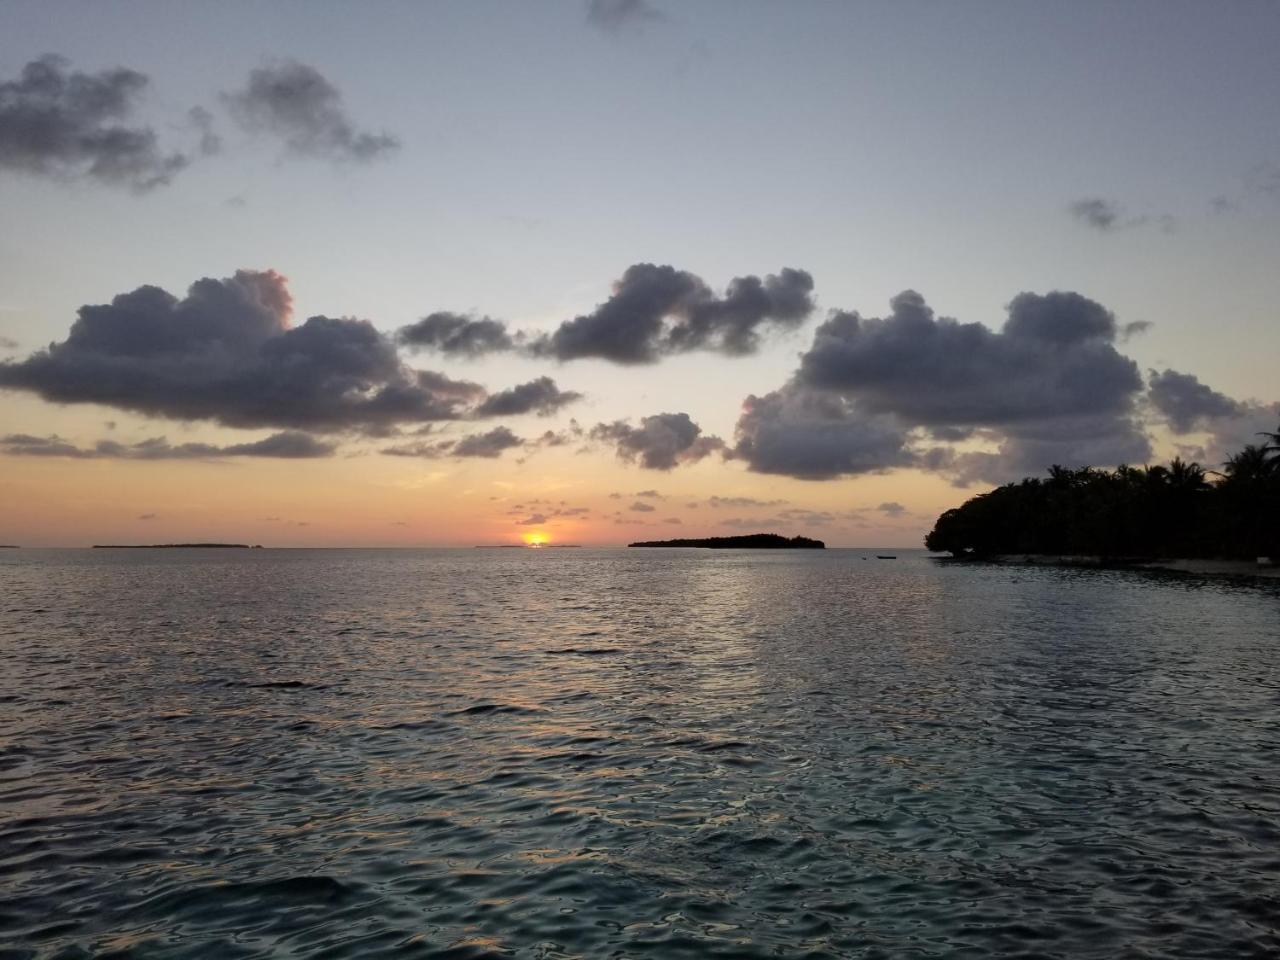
<box><xmin>522</xmin><ymin>531</ymin><xmax>550</xmax><ymax>546</ymax></box>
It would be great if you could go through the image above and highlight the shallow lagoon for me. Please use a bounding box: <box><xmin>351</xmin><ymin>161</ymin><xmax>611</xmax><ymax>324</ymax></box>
<box><xmin>2</xmin><ymin>548</ymin><xmax>1278</xmax><ymax>958</ymax></box>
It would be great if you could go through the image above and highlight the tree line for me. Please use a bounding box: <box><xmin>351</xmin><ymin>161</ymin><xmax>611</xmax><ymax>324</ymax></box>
<box><xmin>925</xmin><ymin>425</ymin><xmax>1280</xmax><ymax>559</ymax></box>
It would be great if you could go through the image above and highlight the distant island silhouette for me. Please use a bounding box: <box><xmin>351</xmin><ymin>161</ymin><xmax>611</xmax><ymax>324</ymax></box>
<box><xmin>926</xmin><ymin>425</ymin><xmax>1279</xmax><ymax>563</ymax></box>
<box><xmin>629</xmin><ymin>533</ymin><xmax>825</xmax><ymax>549</ymax></box>
<box><xmin>92</xmin><ymin>543</ymin><xmax>258</xmax><ymax>549</ymax></box>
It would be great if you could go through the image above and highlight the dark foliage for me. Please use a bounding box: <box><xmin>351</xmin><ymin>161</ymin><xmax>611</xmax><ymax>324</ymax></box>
<box><xmin>925</xmin><ymin>426</ymin><xmax>1280</xmax><ymax>559</ymax></box>
<box><xmin>629</xmin><ymin>533</ymin><xmax>825</xmax><ymax>549</ymax></box>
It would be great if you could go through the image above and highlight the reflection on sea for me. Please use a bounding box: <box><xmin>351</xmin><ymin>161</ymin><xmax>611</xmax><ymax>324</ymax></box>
<box><xmin>1</xmin><ymin>548</ymin><xmax>1278</xmax><ymax>958</ymax></box>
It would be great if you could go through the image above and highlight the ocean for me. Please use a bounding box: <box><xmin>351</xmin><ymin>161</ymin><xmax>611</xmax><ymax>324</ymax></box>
<box><xmin>2</xmin><ymin>547</ymin><xmax>1278</xmax><ymax>958</ymax></box>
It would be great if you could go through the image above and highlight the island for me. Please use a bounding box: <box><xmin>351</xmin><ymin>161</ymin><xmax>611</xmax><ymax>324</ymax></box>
<box><xmin>925</xmin><ymin>425</ymin><xmax>1279</xmax><ymax>570</ymax></box>
<box><xmin>92</xmin><ymin>543</ymin><xmax>255</xmax><ymax>549</ymax></box>
<box><xmin>629</xmin><ymin>533</ymin><xmax>825</xmax><ymax>549</ymax></box>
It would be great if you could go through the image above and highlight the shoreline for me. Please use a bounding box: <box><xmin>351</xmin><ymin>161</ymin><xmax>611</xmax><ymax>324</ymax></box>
<box><xmin>958</xmin><ymin>554</ymin><xmax>1280</xmax><ymax>580</ymax></box>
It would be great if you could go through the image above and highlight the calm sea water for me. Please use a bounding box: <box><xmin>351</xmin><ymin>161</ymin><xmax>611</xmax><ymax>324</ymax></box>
<box><xmin>2</xmin><ymin>547</ymin><xmax>1278</xmax><ymax>959</ymax></box>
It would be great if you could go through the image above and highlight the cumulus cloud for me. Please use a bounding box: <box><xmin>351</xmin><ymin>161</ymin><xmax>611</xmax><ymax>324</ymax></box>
<box><xmin>735</xmin><ymin>289</ymin><xmax>1151</xmax><ymax>482</ymax></box>
<box><xmin>0</xmin><ymin>430</ymin><xmax>333</xmax><ymax>459</ymax></box>
<box><xmin>224</xmin><ymin>61</ymin><xmax>398</xmax><ymax>163</ymax></box>
<box><xmin>1148</xmin><ymin>369</ymin><xmax>1243</xmax><ymax>433</ymax></box>
<box><xmin>798</xmin><ymin>291</ymin><xmax>1142</xmax><ymax>426</ymax></box>
<box><xmin>0</xmin><ymin>270</ymin><xmax>579</xmax><ymax>434</ymax></box>
<box><xmin>473</xmin><ymin>376</ymin><xmax>582</xmax><ymax>417</ymax></box>
<box><xmin>590</xmin><ymin>412</ymin><xmax>726</xmax><ymax>470</ymax></box>
<box><xmin>733</xmin><ymin>386</ymin><xmax>918</xmax><ymax>480</ymax></box>
<box><xmin>586</xmin><ymin>0</ymin><xmax>663</xmax><ymax>32</ymax></box>
<box><xmin>397</xmin><ymin>312</ymin><xmax>515</xmax><ymax>358</ymax></box>
<box><xmin>0</xmin><ymin>54</ymin><xmax>190</xmax><ymax>191</ymax></box>
<box><xmin>532</xmin><ymin>264</ymin><xmax>814</xmax><ymax>364</ymax></box>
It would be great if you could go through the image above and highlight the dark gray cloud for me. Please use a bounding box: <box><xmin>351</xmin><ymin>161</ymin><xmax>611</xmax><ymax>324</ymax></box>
<box><xmin>736</xmin><ymin>289</ymin><xmax>1150</xmax><ymax>482</ymax></box>
<box><xmin>1145</xmin><ymin>369</ymin><xmax>1279</xmax><ymax>466</ymax></box>
<box><xmin>397</xmin><ymin>312</ymin><xmax>515</xmax><ymax>358</ymax></box>
<box><xmin>474</xmin><ymin>376</ymin><xmax>582</xmax><ymax>417</ymax></box>
<box><xmin>224</xmin><ymin>61</ymin><xmax>398</xmax><ymax>163</ymax></box>
<box><xmin>453</xmin><ymin>427</ymin><xmax>524</xmax><ymax>458</ymax></box>
<box><xmin>0</xmin><ymin>54</ymin><xmax>189</xmax><ymax>191</ymax></box>
<box><xmin>1147</xmin><ymin>368</ymin><xmax>1243</xmax><ymax>433</ymax></box>
<box><xmin>0</xmin><ymin>430</ymin><xmax>333</xmax><ymax>459</ymax></box>
<box><xmin>586</xmin><ymin>0</ymin><xmax>663</xmax><ymax>31</ymax></box>
<box><xmin>590</xmin><ymin>412</ymin><xmax>726</xmax><ymax>470</ymax></box>
<box><xmin>733</xmin><ymin>386</ymin><xmax>919</xmax><ymax>480</ymax></box>
<box><xmin>798</xmin><ymin>290</ymin><xmax>1142</xmax><ymax>427</ymax></box>
<box><xmin>533</xmin><ymin>264</ymin><xmax>814</xmax><ymax>364</ymax></box>
<box><xmin>0</xmin><ymin>270</ymin><xmax>575</xmax><ymax>433</ymax></box>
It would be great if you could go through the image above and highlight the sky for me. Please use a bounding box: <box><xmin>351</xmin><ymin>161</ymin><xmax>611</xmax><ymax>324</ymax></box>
<box><xmin>1</xmin><ymin>0</ymin><xmax>1278</xmax><ymax>547</ymax></box>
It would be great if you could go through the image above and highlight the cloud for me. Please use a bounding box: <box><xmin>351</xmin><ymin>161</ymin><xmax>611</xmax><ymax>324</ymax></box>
<box><xmin>1145</xmin><ymin>369</ymin><xmax>1279</xmax><ymax>466</ymax></box>
<box><xmin>397</xmin><ymin>312</ymin><xmax>515</xmax><ymax>358</ymax></box>
<box><xmin>798</xmin><ymin>290</ymin><xmax>1143</xmax><ymax>426</ymax></box>
<box><xmin>516</xmin><ymin>513</ymin><xmax>547</xmax><ymax>526</ymax></box>
<box><xmin>0</xmin><ymin>336</ymin><xmax>18</xmax><ymax>350</ymax></box>
<box><xmin>532</xmin><ymin>264</ymin><xmax>814</xmax><ymax>364</ymax></box>
<box><xmin>453</xmin><ymin>426</ymin><xmax>524</xmax><ymax>458</ymax></box>
<box><xmin>586</xmin><ymin>0</ymin><xmax>663</xmax><ymax>32</ymax></box>
<box><xmin>1147</xmin><ymin>368</ymin><xmax>1243</xmax><ymax>433</ymax></box>
<box><xmin>736</xmin><ymin>289</ymin><xmax>1150</xmax><ymax>482</ymax></box>
<box><xmin>634</xmin><ymin>489</ymin><xmax>664</xmax><ymax>499</ymax></box>
<box><xmin>224</xmin><ymin>61</ymin><xmax>398</xmax><ymax>163</ymax></box>
<box><xmin>1069</xmin><ymin>197</ymin><xmax>1120</xmax><ymax>231</ymax></box>
<box><xmin>876</xmin><ymin>501</ymin><xmax>905</xmax><ymax>517</ymax></box>
<box><xmin>590</xmin><ymin>412</ymin><xmax>726</xmax><ymax>470</ymax></box>
<box><xmin>629</xmin><ymin>500</ymin><xmax>656</xmax><ymax>512</ymax></box>
<box><xmin>473</xmin><ymin>376</ymin><xmax>582</xmax><ymax>417</ymax></box>
<box><xmin>706</xmin><ymin>495</ymin><xmax>787</xmax><ymax>508</ymax></box>
<box><xmin>1069</xmin><ymin>197</ymin><xmax>1176</xmax><ymax>234</ymax></box>
<box><xmin>0</xmin><ymin>269</ymin><xmax>556</xmax><ymax>433</ymax></box>
<box><xmin>138</xmin><ymin>513</ymin><xmax>156</xmax><ymax>520</ymax></box>
<box><xmin>382</xmin><ymin>426</ymin><xmax>524</xmax><ymax>459</ymax></box>
<box><xmin>0</xmin><ymin>430</ymin><xmax>334</xmax><ymax>459</ymax></box>
<box><xmin>0</xmin><ymin>54</ymin><xmax>190</xmax><ymax>191</ymax></box>
<box><xmin>733</xmin><ymin>386</ymin><xmax>918</xmax><ymax>480</ymax></box>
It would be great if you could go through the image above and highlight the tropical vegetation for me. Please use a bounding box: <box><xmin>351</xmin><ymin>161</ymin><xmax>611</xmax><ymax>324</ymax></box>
<box><xmin>925</xmin><ymin>425</ymin><xmax>1280</xmax><ymax>560</ymax></box>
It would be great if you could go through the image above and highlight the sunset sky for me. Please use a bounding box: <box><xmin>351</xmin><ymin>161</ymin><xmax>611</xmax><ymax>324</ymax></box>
<box><xmin>2</xmin><ymin>0</ymin><xmax>1278</xmax><ymax>547</ymax></box>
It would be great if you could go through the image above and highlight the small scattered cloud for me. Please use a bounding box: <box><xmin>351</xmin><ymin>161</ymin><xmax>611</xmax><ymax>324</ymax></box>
<box><xmin>586</xmin><ymin>0</ymin><xmax>663</xmax><ymax>32</ymax></box>
<box><xmin>590</xmin><ymin>412</ymin><xmax>726</xmax><ymax>470</ymax></box>
<box><xmin>137</xmin><ymin>512</ymin><xmax>157</xmax><ymax>520</ymax></box>
<box><xmin>383</xmin><ymin>425</ymin><xmax>525</xmax><ymax>460</ymax></box>
<box><xmin>876</xmin><ymin>501</ymin><xmax>906</xmax><ymax>517</ymax></box>
<box><xmin>706</xmin><ymin>495</ymin><xmax>787</xmax><ymax>509</ymax></box>
<box><xmin>397</xmin><ymin>312</ymin><xmax>515</xmax><ymax>358</ymax></box>
<box><xmin>1147</xmin><ymin>369</ymin><xmax>1243</xmax><ymax>433</ymax></box>
<box><xmin>473</xmin><ymin>376</ymin><xmax>582</xmax><ymax>417</ymax></box>
<box><xmin>1069</xmin><ymin>197</ymin><xmax>1176</xmax><ymax>234</ymax></box>
<box><xmin>629</xmin><ymin>500</ymin><xmax>656</xmax><ymax>512</ymax></box>
<box><xmin>224</xmin><ymin>60</ymin><xmax>399</xmax><ymax>163</ymax></box>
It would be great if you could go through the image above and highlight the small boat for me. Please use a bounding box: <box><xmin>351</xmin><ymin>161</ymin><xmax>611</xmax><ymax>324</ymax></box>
<box><xmin>876</xmin><ymin>555</ymin><xmax>897</xmax><ymax>560</ymax></box>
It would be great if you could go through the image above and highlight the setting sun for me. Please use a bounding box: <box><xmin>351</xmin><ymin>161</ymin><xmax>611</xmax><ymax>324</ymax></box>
<box><xmin>522</xmin><ymin>532</ymin><xmax>549</xmax><ymax>546</ymax></box>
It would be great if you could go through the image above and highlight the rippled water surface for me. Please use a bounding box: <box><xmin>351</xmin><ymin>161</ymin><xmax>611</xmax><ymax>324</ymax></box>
<box><xmin>2</xmin><ymin>548</ymin><xmax>1279</xmax><ymax>959</ymax></box>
